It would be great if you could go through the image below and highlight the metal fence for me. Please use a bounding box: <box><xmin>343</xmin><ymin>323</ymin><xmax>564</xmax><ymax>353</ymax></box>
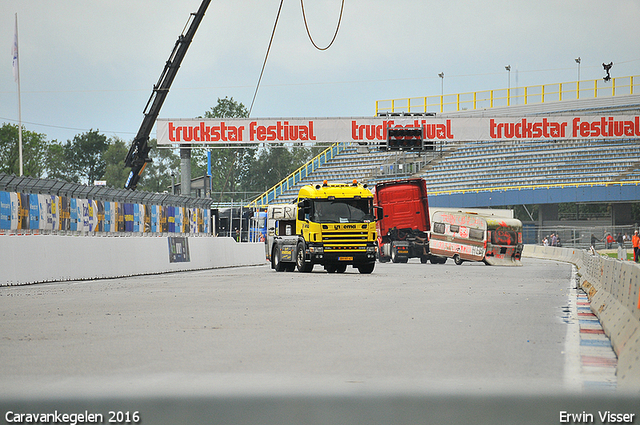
<box><xmin>524</xmin><ymin>223</ymin><xmax>637</xmax><ymax>251</ymax></box>
<box><xmin>376</xmin><ymin>74</ymin><xmax>638</xmax><ymax>114</ymax></box>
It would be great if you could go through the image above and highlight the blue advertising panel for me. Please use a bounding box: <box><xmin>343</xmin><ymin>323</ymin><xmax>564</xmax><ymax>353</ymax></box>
<box><xmin>174</xmin><ymin>207</ymin><xmax>182</xmax><ymax>233</ymax></box>
<box><xmin>133</xmin><ymin>203</ymin><xmax>140</xmax><ymax>232</ymax></box>
<box><xmin>124</xmin><ymin>203</ymin><xmax>134</xmax><ymax>232</ymax></box>
<box><xmin>104</xmin><ymin>201</ymin><xmax>112</xmax><ymax>232</ymax></box>
<box><xmin>70</xmin><ymin>198</ymin><xmax>77</xmax><ymax>231</ymax></box>
<box><xmin>151</xmin><ymin>205</ymin><xmax>158</xmax><ymax>233</ymax></box>
<box><xmin>0</xmin><ymin>191</ymin><xmax>10</xmax><ymax>229</ymax></box>
<box><xmin>29</xmin><ymin>194</ymin><xmax>40</xmax><ymax>230</ymax></box>
<box><xmin>167</xmin><ymin>206</ymin><xmax>175</xmax><ymax>233</ymax></box>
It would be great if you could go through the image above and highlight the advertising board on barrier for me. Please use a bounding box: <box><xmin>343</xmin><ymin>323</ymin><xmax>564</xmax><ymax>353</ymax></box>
<box><xmin>168</xmin><ymin>236</ymin><xmax>190</xmax><ymax>263</ymax></box>
<box><xmin>0</xmin><ymin>190</ymin><xmax>211</xmax><ymax>236</ymax></box>
<box><xmin>157</xmin><ymin>115</ymin><xmax>640</xmax><ymax>145</ymax></box>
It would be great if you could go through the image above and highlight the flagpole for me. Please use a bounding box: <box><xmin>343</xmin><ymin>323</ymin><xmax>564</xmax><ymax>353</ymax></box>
<box><xmin>14</xmin><ymin>13</ymin><xmax>23</xmax><ymax>176</ymax></box>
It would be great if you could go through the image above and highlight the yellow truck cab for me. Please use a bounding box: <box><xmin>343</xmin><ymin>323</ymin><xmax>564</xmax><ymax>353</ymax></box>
<box><xmin>267</xmin><ymin>180</ymin><xmax>380</xmax><ymax>274</ymax></box>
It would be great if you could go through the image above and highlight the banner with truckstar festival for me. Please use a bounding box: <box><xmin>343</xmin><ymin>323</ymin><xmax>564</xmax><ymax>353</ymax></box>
<box><xmin>156</xmin><ymin>116</ymin><xmax>640</xmax><ymax>145</ymax></box>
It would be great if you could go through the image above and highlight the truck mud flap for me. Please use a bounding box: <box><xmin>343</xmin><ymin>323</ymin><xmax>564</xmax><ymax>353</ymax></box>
<box><xmin>280</xmin><ymin>246</ymin><xmax>294</xmax><ymax>262</ymax></box>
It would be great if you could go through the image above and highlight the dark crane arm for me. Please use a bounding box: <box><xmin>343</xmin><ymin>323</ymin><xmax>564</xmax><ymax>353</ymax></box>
<box><xmin>124</xmin><ymin>0</ymin><xmax>210</xmax><ymax>190</ymax></box>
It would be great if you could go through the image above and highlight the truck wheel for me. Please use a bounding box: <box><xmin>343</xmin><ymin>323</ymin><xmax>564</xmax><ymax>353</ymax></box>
<box><xmin>296</xmin><ymin>242</ymin><xmax>313</xmax><ymax>273</ymax></box>
<box><xmin>357</xmin><ymin>263</ymin><xmax>375</xmax><ymax>274</ymax></box>
<box><xmin>272</xmin><ymin>246</ymin><xmax>285</xmax><ymax>272</ymax></box>
<box><xmin>454</xmin><ymin>254</ymin><xmax>463</xmax><ymax>266</ymax></box>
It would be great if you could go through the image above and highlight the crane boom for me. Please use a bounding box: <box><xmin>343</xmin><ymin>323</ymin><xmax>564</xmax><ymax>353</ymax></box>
<box><xmin>124</xmin><ymin>0</ymin><xmax>210</xmax><ymax>190</ymax></box>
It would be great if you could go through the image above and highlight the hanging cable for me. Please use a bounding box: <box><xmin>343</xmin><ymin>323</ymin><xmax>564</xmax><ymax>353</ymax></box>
<box><xmin>249</xmin><ymin>0</ymin><xmax>284</xmax><ymax>117</ymax></box>
<box><xmin>301</xmin><ymin>0</ymin><xmax>344</xmax><ymax>50</ymax></box>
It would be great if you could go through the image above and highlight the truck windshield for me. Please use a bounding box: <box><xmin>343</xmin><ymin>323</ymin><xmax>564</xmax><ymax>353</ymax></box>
<box><xmin>312</xmin><ymin>199</ymin><xmax>373</xmax><ymax>223</ymax></box>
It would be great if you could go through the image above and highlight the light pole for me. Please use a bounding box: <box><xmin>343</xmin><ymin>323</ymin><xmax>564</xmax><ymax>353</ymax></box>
<box><xmin>575</xmin><ymin>57</ymin><xmax>581</xmax><ymax>99</ymax></box>
<box><xmin>438</xmin><ymin>72</ymin><xmax>444</xmax><ymax>112</ymax></box>
<box><xmin>505</xmin><ymin>65</ymin><xmax>511</xmax><ymax>106</ymax></box>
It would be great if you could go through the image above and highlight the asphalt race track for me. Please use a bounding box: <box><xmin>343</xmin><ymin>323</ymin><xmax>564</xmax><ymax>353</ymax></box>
<box><xmin>1</xmin><ymin>257</ymin><xmax>579</xmax><ymax>393</ymax></box>
<box><xmin>4</xmin><ymin>257</ymin><xmax>638</xmax><ymax>425</ymax></box>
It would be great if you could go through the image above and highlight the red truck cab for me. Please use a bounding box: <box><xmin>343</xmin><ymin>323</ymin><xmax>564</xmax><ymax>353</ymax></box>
<box><xmin>374</xmin><ymin>178</ymin><xmax>438</xmax><ymax>263</ymax></box>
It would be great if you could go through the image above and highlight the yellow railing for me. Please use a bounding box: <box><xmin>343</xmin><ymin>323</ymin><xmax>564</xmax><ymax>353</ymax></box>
<box><xmin>429</xmin><ymin>180</ymin><xmax>640</xmax><ymax>197</ymax></box>
<box><xmin>376</xmin><ymin>75</ymin><xmax>638</xmax><ymax>115</ymax></box>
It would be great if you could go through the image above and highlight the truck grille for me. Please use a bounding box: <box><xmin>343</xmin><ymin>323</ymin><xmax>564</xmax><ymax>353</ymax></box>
<box><xmin>322</xmin><ymin>230</ymin><xmax>369</xmax><ymax>251</ymax></box>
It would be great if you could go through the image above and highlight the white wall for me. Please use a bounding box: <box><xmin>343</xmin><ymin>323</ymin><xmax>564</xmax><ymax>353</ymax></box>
<box><xmin>0</xmin><ymin>235</ymin><xmax>266</xmax><ymax>286</ymax></box>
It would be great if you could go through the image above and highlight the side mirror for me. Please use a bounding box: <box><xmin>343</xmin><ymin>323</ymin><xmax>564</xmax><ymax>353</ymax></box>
<box><xmin>376</xmin><ymin>206</ymin><xmax>384</xmax><ymax>221</ymax></box>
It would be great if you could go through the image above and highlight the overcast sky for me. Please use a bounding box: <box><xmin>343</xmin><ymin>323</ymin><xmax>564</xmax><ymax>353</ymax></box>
<box><xmin>1</xmin><ymin>0</ymin><xmax>639</xmax><ymax>143</ymax></box>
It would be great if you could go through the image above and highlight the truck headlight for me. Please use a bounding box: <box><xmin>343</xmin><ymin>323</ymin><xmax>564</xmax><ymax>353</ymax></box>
<box><xmin>310</xmin><ymin>246</ymin><xmax>324</xmax><ymax>254</ymax></box>
<box><xmin>366</xmin><ymin>246</ymin><xmax>376</xmax><ymax>253</ymax></box>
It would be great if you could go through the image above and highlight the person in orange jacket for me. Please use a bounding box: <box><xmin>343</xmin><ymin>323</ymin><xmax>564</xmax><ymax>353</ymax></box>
<box><xmin>632</xmin><ymin>230</ymin><xmax>640</xmax><ymax>262</ymax></box>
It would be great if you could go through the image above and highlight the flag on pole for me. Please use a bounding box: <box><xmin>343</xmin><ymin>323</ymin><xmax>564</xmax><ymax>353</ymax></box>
<box><xmin>12</xmin><ymin>14</ymin><xmax>19</xmax><ymax>83</ymax></box>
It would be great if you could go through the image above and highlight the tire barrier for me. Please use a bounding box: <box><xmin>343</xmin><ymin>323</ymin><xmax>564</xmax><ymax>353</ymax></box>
<box><xmin>523</xmin><ymin>245</ymin><xmax>640</xmax><ymax>391</ymax></box>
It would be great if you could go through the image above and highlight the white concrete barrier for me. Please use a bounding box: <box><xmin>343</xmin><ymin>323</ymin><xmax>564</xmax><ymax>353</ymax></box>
<box><xmin>0</xmin><ymin>235</ymin><xmax>267</xmax><ymax>286</ymax></box>
<box><xmin>523</xmin><ymin>245</ymin><xmax>640</xmax><ymax>391</ymax></box>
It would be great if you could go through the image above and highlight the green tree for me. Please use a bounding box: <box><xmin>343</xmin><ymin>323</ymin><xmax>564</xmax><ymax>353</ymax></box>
<box><xmin>102</xmin><ymin>137</ymin><xmax>130</xmax><ymax>188</ymax></box>
<box><xmin>202</xmin><ymin>97</ymin><xmax>257</xmax><ymax>202</ymax></box>
<box><xmin>63</xmin><ymin>129</ymin><xmax>109</xmax><ymax>184</ymax></box>
<box><xmin>43</xmin><ymin>141</ymin><xmax>69</xmax><ymax>181</ymax></box>
<box><xmin>204</xmin><ymin>96</ymin><xmax>249</xmax><ymax>119</ymax></box>
<box><xmin>0</xmin><ymin>123</ymin><xmax>48</xmax><ymax>177</ymax></box>
<box><xmin>136</xmin><ymin>138</ymin><xmax>180</xmax><ymax>193</ymax></box>
<box><xmin>196</xmin><ymin>97</ymin><xmax>321</xmax><ymax>202</ymax></box>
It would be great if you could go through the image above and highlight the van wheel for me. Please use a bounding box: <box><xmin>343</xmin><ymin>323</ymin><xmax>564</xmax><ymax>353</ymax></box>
<box><xmin>454</xmin><ymin>254</ymin><xmax>463</xmax><ymax>266</ymax></box>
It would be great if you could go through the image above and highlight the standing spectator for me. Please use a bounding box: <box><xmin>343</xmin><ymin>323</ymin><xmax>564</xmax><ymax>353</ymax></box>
<box><xmin>543</xmin><ymin>236</ymin><xmax>549</xmax><ymax>246</ymax></box>
<box><xmin>605</xmin><ymin>233</ymin><xmax>615</xmax><ymax>249</ymax></box>
<box><xmin>551</xmin><ymin>233</ymin><xmax>558</xmax><ymax>247</ymax></box>
<box><xmin>590</xmin><ymin>234</ymin><xmax>600</xmax><ymax>250</ymax></box>
<box><xmin>632</xmin><ymin>230</ymin><xmax>640</xmax><ymax>263</ymax></box>
<box><xmin>616</xmin><ymin>232</ymin><xmax>624</xmax><ymax>248</ymax></box>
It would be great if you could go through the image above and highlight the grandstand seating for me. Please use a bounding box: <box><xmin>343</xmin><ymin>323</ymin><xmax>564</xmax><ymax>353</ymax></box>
<box><xmin>254</xmin><ymin>83</ymin><xmax>640</xmax><ymax>206</ymax></box>
<box><xmin>267</xmin><ymin>136</ymin><xmax>640</xmax><ymax>204</ymax></box>
<box><xmin>420</xmin><ymin>138</ymin><xmax>640</xmax><ymax>192</ymax></box>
